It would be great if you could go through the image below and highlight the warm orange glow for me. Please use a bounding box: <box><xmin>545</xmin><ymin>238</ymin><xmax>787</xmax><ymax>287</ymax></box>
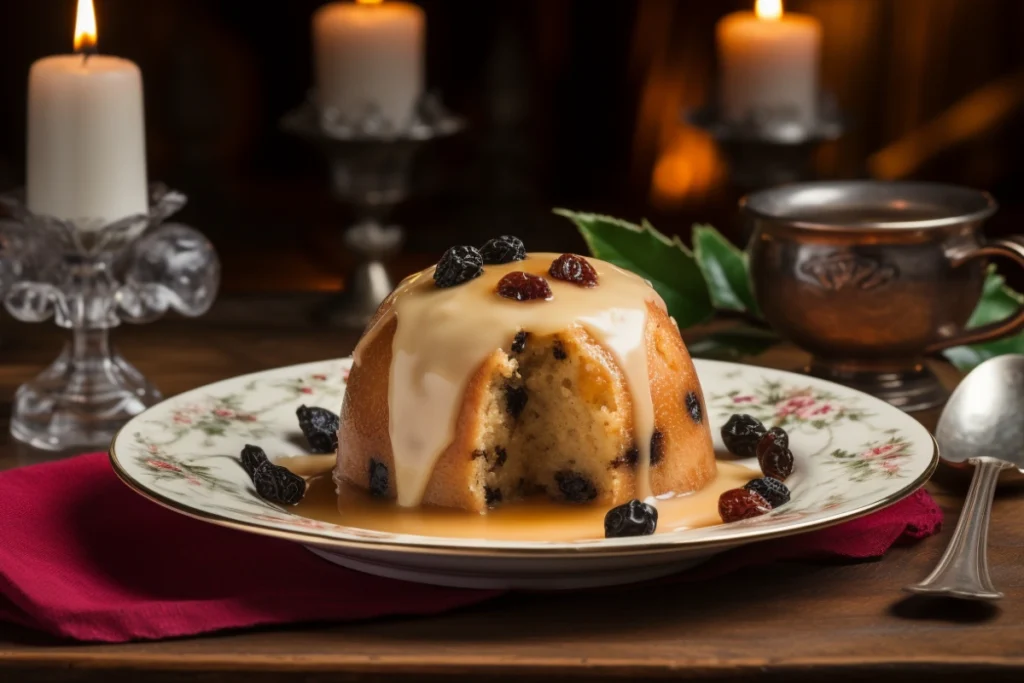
<box><xmin>74</xmin><ymin>0</ymin><xmax>98</xmax><ymax>52</ymax></box>
<box><xmin>356</xmin><ymin>0</ymin><xmax>384</xmax><ymax>4</ymax></box>
<box><xmin>650</xmin><ymin>126</ymin><xmax>723</xmax><ymax>208</ymax></box>
<box><xmin>755</xmin><ymin>0</ymin><xmax>783</xmax><ymax>20</ymax></box>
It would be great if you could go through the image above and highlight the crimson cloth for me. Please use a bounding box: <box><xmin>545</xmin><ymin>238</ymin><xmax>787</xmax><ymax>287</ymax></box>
<box><xmin>0</xmin><ymin>453</ymin><xmax>941</xmax><ymax>642</ymax></box>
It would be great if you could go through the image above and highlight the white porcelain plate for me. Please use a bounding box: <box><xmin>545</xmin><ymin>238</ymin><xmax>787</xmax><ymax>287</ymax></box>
<box><xmin>111</xmin><ymin>358</ymin><xmax>937</xmax><ymax>589</ymax></box>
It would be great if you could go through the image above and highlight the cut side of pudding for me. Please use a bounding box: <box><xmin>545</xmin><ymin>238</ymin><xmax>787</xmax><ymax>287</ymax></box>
<box><xmin>336</xmin><ymin>250</ymin><xmax>716</xmax><ymax>513</ymax></box>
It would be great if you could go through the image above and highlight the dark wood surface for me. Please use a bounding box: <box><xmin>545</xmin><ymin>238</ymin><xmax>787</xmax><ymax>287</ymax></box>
<box><xmin>1</xmin><ymin>297</ymin><xmax>1023</xmax><ymax>682</ymax></box>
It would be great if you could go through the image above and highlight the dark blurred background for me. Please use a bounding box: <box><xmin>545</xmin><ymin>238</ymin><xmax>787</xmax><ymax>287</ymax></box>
<box><xmin>1</xmin><ymin>0</ymin><xmax>1023</xmax><ymax>294</ymax></box>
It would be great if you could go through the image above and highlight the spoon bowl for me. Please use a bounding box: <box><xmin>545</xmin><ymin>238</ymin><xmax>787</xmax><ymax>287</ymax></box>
<box><xmin>906</xmin><ymin>354</ymin><xmax>1024</xmax><ymax>600</ymax></box>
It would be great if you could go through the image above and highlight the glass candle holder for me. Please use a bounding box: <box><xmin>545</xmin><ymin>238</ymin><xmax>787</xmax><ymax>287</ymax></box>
<box><xmin>0</xmin><ymin>184</ymin><xmax>220</xmax><ymax>451</ymax></box>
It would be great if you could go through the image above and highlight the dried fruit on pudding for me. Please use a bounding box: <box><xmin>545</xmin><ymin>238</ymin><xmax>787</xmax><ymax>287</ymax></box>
<box><xmin>744</xmin><ymin>477</ymin><xmax>791</xmax><ymax>508</ymax></box>
<box><xmin>548</xmin><ymin>253</ymin><xmax>598</xmax><ymax>287</ymax></box>
<box><xmin>721</xmin><ymin>414</ymin><xmax>767</xmax><ymax>458</ymax></box>
<box><xmin>718</xmin><ymin>487</ymin><xmax>771</xmax><ymax>522</ymax></box>
<box><xmin>496</xmin><ymin>272</ymin><xmax>553</xmax><ymax>301</ymax></box>
<box><xmin>480</xmin><ymin>235</ymin><xmax>526</xmax><ymax>264</ymax></box>
<box><xmin>296</xmin><ymin>405</ymin><xmax>340</xmax><ymax>454</ymax></box>
<box><xmin>604</xmin><ymin>499</ymin><xmax>658</xmax><ymax>538</ymax></box>
<box><xmin>434</xmin><ymin>245</ymin><xmax>484</xmax><ymax>288</ymax></box>
<box><xmin>685</xmin><ymin>391</ymin><xmax>703</xmax><ymax>424</ymax></box>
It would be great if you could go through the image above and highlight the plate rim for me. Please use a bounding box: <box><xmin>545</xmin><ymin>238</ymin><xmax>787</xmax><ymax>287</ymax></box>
<box><xmin>109</xmin><ymin>358</ymin><xmax>939</xmax><ymax>559</ymax></box>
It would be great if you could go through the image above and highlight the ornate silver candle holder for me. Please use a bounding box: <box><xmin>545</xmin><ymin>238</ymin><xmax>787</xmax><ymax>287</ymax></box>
<box><xmin>282</xmin><ymin>93</ymin><xmax>464</xmax><ymax>328</ymax></box>
<box><xmin>688</xmin><ymin>95</ymin><xmax>845</xmax><ymax>191</ymax></box>
<box><xmin>0</xmin><ymin>184</ymin><xmax>220</xmax><ymax>451</ymax></box>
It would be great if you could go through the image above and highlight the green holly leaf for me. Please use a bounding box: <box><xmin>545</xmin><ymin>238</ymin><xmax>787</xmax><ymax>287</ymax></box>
<box><xmin>555</xmin><ymin>209</ymin><xmax>714</xmax><ymax>327</ymax></box>
<box><xmin>943</xmin><ymin>266</ymin><xmax>1024</xmax><ymax>371</ymax></box>
<box><xmin>692</xmin><ymin>224</ymin><xmax>760</xmax><ymax>315</ymax></box>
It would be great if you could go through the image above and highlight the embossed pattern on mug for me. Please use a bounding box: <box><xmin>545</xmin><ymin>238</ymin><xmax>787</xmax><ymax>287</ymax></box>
<box><xmin>799</xmin><ymin>252</ymin><xmax>898</xmax><ymax>292</ymax></box>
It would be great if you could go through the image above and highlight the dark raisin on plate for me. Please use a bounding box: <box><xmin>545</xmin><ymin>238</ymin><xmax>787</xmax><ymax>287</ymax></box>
<box><xmin>744</xmin><ymin>477</ymin><xmax>791</xmax><ymax>508</ymax></box>
<box><xmin>434</xmin><ymin>246</ymin><xmax>484</xmax><ymax>288</ymax></box>
<box><xmin>240</xmin><ymin>444</ymin><xmax>269</xmax><ymax>477</ymax></box>
<box><xmin>758</xmin><ymin>439</ymin><xmax>795</xmax><ymax>481</ymax></box>
<box><xmin>548</xmin><ymin>253</ymin><xmax>599</xmax><ymax>287</ymax></box>
<box><xmin>721</xmin><ymin>414</ymin><xmax>767</xmax><ymax>458</ymax></box>
<box><xmin>496</xmin><ymin>272</ymin><xmax>553</xmax><ymax>301</ymax></box>
<box><xmin>718</xmin><ymin>488</ymin><xmax>771</xmax><ymax>523</ymax></box>
<box><xmin>756</xmin><ymin>426</ymin><xmax>789</xmax><ymax>458</ymax></box>
<box><xmin>369</xmin><ymin>458</ymin><xmax>389</xmax><ymax>497</ymax></box>
<box><xmin>685</xmin><ymin>390</ymin><xmax>702</xmax><ymax>424</ymax></box>
<box><xmin>604</xmin><ymin>499</ymin><xmax>658</xmax><ymax>538</ymax></box>
<box><xmin>555</xmin><ymin>470</ymin><xmax>597</xmax><ymax>503</ymax></box>
<box><xmin>252</xmin><ymin>461</ymin><xmax>306</xmax><ymax>505</ymax></box>
<box><xmin>480</xmin><ymin>235</ymin><xmax>526</xmax><ymax>265</ymax></box>
<box><xmin>296</xmin><ymin>405</ymin><xmax>340</xmax><ymax>454</ymax></box>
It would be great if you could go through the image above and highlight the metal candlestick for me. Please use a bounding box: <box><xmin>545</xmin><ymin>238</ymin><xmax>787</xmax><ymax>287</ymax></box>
<box><xmin>0</xmin><ymin>185</ymin><xmax>220</xmax><ymax>451</ymax></box>
<box><xmin>688</xmin><ymin>95</ymin><xmax>845</xmax><ymax>191</ymax></box>
<box><xmin>282</xmin><ymin>93</ymin><xmax>465</xmax><ymax>328</ymax></box>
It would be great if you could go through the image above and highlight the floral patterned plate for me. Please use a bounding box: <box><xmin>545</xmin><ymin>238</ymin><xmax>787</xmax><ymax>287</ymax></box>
<box><xmin>110</xmin><ymin>358</ymin><xmax>937</xmax><ymax>590</ymax></box>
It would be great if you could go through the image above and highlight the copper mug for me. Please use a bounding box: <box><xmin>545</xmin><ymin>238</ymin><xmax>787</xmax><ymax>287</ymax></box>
<box><xmin>742</xmin><ymin>181</ymin><xmax>1024</xmax><ymax>411</ymax></box>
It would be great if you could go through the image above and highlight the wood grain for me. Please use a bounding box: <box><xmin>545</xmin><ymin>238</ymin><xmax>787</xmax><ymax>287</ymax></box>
<box><xmin>0</xmin><ymin>300</ymin><xmax>1021</xmax><ymax>682</ymax></box>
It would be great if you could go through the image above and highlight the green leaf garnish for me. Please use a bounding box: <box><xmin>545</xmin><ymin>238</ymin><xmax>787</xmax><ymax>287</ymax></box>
<box><xmin>943</xmin><ymin>266</ymin><xmax>1024</xmax><ymax>370</ymax></box>
<box><xmin>692</xmin><ymin>224</ymin><xmax>760</xmax><ymax>315</ymax></box>
<box><xmin>554</xmin><ymin>209</ymin><xmax>714</xmax><ymax>327</ymax></box>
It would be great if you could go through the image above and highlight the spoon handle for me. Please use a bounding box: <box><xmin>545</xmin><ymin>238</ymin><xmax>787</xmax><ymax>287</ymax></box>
<box><xmin>905</xmin><ymin>457</ymin><xmax>1011</xmax><ymax>601</ymax></box>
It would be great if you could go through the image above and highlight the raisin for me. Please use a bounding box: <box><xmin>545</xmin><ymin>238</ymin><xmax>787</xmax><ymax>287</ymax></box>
<box><xmin>240</xmin><ymin>444</ymin><xmax>269</xmax><ymax>478</ymax></box>
<box><xmin>497</xmin><ymin>272</ymin><xmax>553</xmax><ymax>302</ymax></box>
<box><xmin>756</xmin><ymin>427</ymin><xmax>789</xmax><ymax>459</ymax></box>
<box><xmin>511</xmin><ymin>330</ymin><xmax>529</xmax><ymax>354</ymax></box>
<box><xmin>548</xmin><ymin>253</ymin><xmax>598</xmax><ymax>287</ymax></box>
<box><xmin>485</xmin><ymin>486</ymin><xmax>503</xmax><ymax>507</ymax></box>
<box><xmin>721</xmin><ymin>414</ymin><xmax>767</xmax><ymax>458</ymax></box>
<box><xmin>758</xmin><ymin>440</ymin><xmax>795</xmax><ymax>481</ymax></box>
<box><xmin>493</xmin><ymin>446</ymin><xmax>508</xmax><ymax>469</ymax></box>
<box><xmin>718</xmin><ymin>488</ymin><xmax>771</xmax><ymax>523</ymax></box>
<box><xmin>471</xmin><ymin>449</ymin><xmax>487</xmax><ymax>460</ymax></box>
<box><xmin>744</xmin><ymin>477</ymin><xmax>791</xmax><ymax>508</ymax></box>
<box><xmin>252</xmin><ymin>461</ymin><xmax>306</xmax><ymax>505</ymax></box>
<box><xmin>650</xmin><ymin>430</ymin><xmax>665</xmax><ymax>466</ymax></box>
<box><xmin>612</xmin><ymin>445</ymin><xmax>639</xmax><ymax>469</ymax></box>
<box><xmin>479</xmin><ymin>235</ymin><xmax>526</xmax><ymax>265</ymax></box>
<box><xmin>368</xmin><ymin>458</ymin><xmax>389</xmax><ymax>497</ymax></box>
<box><xmin>434</xmin><ymin>246</ymin><xmax>484</xmax><ymax>288</ymax></box>
<box><xmin>555</xmin><ymin>471</ymin><xmax>597</xmax><ymax>503</ymax></box>
<box><xmin>296</xmin><ymin>405</ymin><xmax>340</xmax><ymax>454</ymax></box>
<box><xmin>604</xmin><ymin>499</ymin><xmax>658</xmax><ymax>538</ymax></box>
<box><xmin>504</xmin><ymin>383</ymin><xmax>528</xmax><ymax>419</ymax></box>
<box><xmin>685</xmin><ymin>391</ymin><xmax>702</xmax><ymax>424</ymax></box>
<box><xmin>552</xmin><ymin>339</ymin><xmax>567</xmax><ymax>360</ymax></box>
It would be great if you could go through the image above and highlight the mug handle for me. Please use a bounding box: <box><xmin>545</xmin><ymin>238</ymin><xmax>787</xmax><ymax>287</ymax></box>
<box><xmin>926</xmin><ymin>237</ymin><xmax>1024</xmax><ymax>353</ymax></box>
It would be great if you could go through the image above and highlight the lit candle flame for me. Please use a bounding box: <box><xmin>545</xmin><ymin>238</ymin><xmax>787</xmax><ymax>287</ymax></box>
<box><xmin>755</xmin><ymin>0</ymin><xmax>783</xmax><ymax>20</ymax></box>
<box><xmin>74</xmin><ymin>0</ymin><xmax>98</xmax><ymax>53</ymax></box>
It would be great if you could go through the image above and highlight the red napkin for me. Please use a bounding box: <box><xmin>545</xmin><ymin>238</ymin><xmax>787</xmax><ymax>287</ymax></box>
<box><xmin>0</xmin><ymin>453</ymin><xmax>942</xmax><ymax>643</ymax></box>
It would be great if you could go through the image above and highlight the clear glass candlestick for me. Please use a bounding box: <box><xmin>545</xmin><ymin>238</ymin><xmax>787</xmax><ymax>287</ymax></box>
<box><xmin>282</xmin><ymin>92</ymin><xmax>464</xmax><ymax>328</ymax></box>
<box><xmin>0</xmin><ymin>185</ymin><xmax>220</xmax><ymax>451</ymax></box>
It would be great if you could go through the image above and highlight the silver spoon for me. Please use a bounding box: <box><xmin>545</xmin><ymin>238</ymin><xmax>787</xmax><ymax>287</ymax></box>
<box><xmin>905</xmin><ymin>354</ymin><xmax>1024</xmax><ymax>601</ymax></box>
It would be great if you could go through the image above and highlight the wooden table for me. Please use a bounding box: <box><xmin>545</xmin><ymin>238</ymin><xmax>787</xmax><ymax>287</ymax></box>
<box><xmin>1</xmin><ymin>297</ymin><xmax>1023</xmax><ymax>682</ymax></box>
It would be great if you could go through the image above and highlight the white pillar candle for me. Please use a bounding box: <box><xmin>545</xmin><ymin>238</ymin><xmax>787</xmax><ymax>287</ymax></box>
<box><xmin>26</xmin><ymin>0</ymin><xmax>148</xmax><ymax>229</ymax></box>
<box><xmin>716</xmin><ymin>0</ymin><xmax>821</xmax><ymax>127</ymax></box>
<box><xmin>313</xmin><ymin>0</ymin><xmax>425</xmax><ymax>131</ymax></box>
